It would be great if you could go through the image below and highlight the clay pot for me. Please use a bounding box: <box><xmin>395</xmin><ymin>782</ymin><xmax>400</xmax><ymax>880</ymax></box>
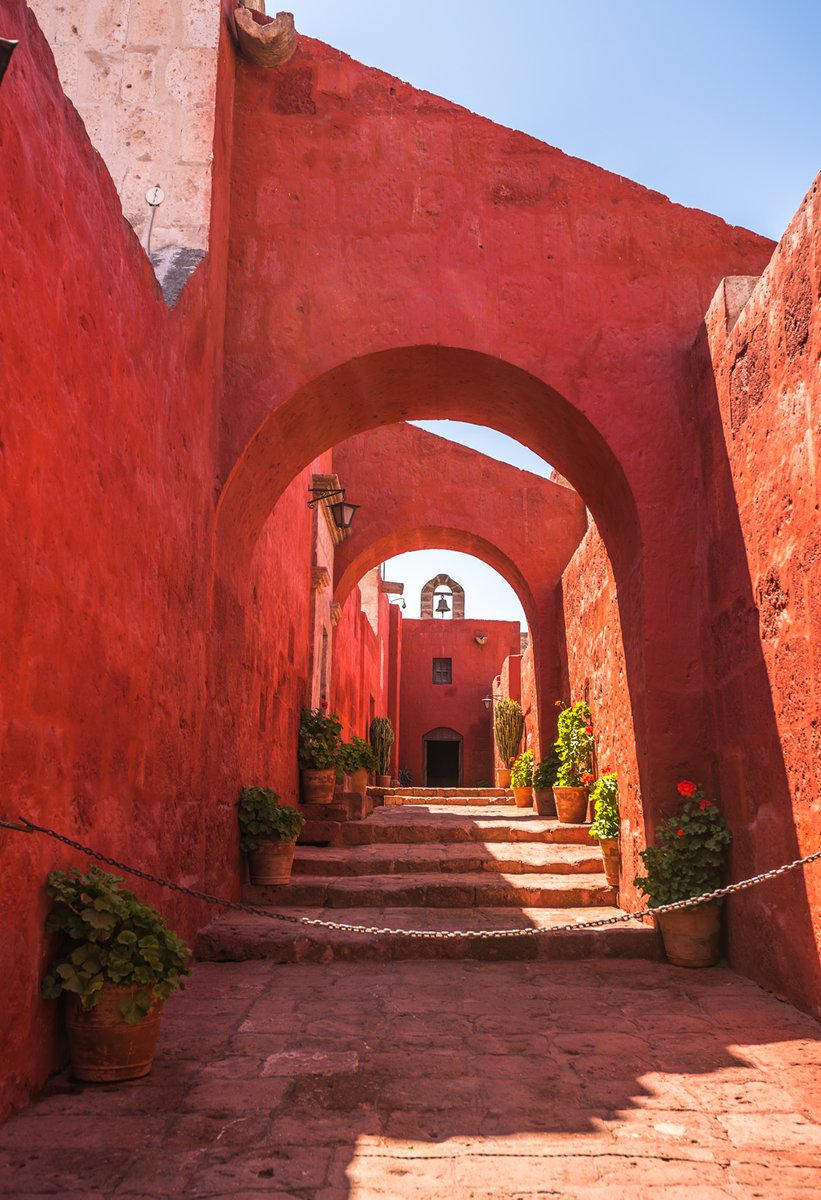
<box><xmin>656</xmin><ymin>901</ymin><xmax>722</xmax><ymax>968</ymax></box>
<box><xmin>247</xmin><ymin>839</ymin><xmax>297</xmax><ymax>885</ymax></box>
<box><xmin>496</xmin><ymin>768</ymin><xmax>512</xmax><ymax>788</ymax></box>
<box><xmin>300</xmin><ymin>768</ymin><xmax>336</xmax><ymax>804</ymax></box>
<box><xmin>512</xmin><ymin>786</ymin><xmax>533</xmax><ymax>808</ymax></box>
<box><xmin>553</xmin><ymin>787</ymin><xmax>589</xmax><ymax>824</ymax></box>
<box><xmin>598</xmin><ymin>836</ymin><xmax>620</xmax><ymax>887</ymax></box>
<box><xmin>348</xmin><ymin>768</ymin><xmax>369</xmax><ymax>797</ymax></box>
<box><xmin>66</xmin><ymin>987</ymin><xmax>163</xmax><ymax>1082</ymax></box>
<box><xmin>533</xmin><ymin>789</ymin><xmax>556</xmax><ymax>817</ymax></box>
<box><xmin>376</xmin><ymin>774</ymin><xmax>392</xmax><ymax>788</ymax></box>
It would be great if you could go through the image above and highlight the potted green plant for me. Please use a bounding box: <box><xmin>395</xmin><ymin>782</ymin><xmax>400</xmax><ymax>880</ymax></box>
<box><xmin>494</xmin><ymin>699</ymin><xmax>524</xmax><ymax>788</ymax></box>
<box><xmin>634</xmin><ymin>780</ymin><xmax>732</xmax><ymax>967</ymax></box>
<box><xmin>533</xmin><ymin>754</ymin><xmax>560</xmax><ymax>816</ymax></box>
<box><xmin>369</xmin><ymin>716</ymin><xmax>395</xmax><ymax>787</ymax></box>
<box><xmin>337</xmin><ymin>736</ymin><xmax>378</xmax><ymax>796</ymax></box>
<box><xmin>588</xmin><ymin>771</ymin><xmax>620</xmax><ymax>885</ymax></box>
<box><xmin>239</xmin><ymin>786</ymin><xmax>305</xmax><ymax>884</ymax></box>
<box><xmin>552</xmin><ymin>701</ymin><xmax>595</xmax><ymax>823</ymax></box>
<box><xmin>298</xmin><ymin>703</ymin><xmax>343</xmax><ymax>803</ymax></box>
<box><xmin>510</xmin><ymin>748</ymin><xmax>535</xmax><ymax>807</ymax></box>
<box><xmin>41</xmin><ymin>866</ymin><xmax>191</xmax><ymax>1082</ymax></box>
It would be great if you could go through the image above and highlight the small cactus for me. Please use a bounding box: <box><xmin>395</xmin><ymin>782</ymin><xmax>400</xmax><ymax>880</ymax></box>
<box><xmin>369</xmin><ymin>717</ymin><xmax>394</xmax><ymax>775</ymax></box>
<box><xmin>494</xmin><ymin>699</ymin><xmax>524</xmax><ymax>764</ymax></box>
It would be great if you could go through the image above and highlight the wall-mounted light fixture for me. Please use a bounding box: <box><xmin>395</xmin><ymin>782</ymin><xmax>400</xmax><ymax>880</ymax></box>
<box><xmin>390</xmin><ymin>597</ymin><xmax>407</xmax><ymax>609</ymax></box>
<box><xmin>481</xmin><ymin>692</ymin><xmax>502</xmax><ymax>711</ymax></box>
<box><xmin>474</xmin><ymin>633</ymin><xmax>488</xmax><ymax>646</ymax></box>
<box><xmin>0</xmin><ymin>38</ymin><xmax>18</xmax><ymax>86</ymax></box>
<box><xmin>308</xmin><ymin>486</ymin><xmax>359</xmax><ymax>531</ymax></box>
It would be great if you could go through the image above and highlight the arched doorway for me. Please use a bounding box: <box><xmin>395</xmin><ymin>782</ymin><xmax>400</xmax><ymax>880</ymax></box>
<box><xmin>423</xmin><ymin>727</ymin><xmax>463</xmax><ymax>788</ymax></box>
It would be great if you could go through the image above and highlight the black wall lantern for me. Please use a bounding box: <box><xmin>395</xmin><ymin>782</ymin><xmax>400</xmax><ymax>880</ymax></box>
<box><xmin>0</xmin><ymin>39</ymin><xmax>18</xmax><ymax>86</ymax></box>
<box><xmin>308</xmin><ymin>487</ymin><xmax>359</xmax><ymax>531</ymax></box>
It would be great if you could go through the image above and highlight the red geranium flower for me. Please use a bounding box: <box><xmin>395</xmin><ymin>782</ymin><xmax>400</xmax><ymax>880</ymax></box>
<box><xmin>699</xmin><ymin>798</ymin><xmax>714</xmax><ymax>810</ymax></box>
<box><xmin>320</xmin><ymin>700</ymin><xmax>328</xmax><ymax>709</ymax></box>
<box><xmin>677</xmin><ymin>829</ymin><xmax>684</xmax><ymax>837</ymax></box>
<box><xmin>677</xmin><ymin>780</ymin><xmax>697</xmax><ymax>797</ymax></box>
<box><xmin>585</xmin><ymin>725</ymin><xmax>594</xmax><ymax>734</ymax></box>
<box><xmin>581</xmin><ymin>772</ymin><xmax>594</xmax><ymax>785</ymax></box>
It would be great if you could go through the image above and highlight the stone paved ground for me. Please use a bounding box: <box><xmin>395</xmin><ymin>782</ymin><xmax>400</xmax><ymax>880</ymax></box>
<box><xmin>1</xmin><ymin>959</ymin><xmax>820</xmax><ymax>1199</ymax></box>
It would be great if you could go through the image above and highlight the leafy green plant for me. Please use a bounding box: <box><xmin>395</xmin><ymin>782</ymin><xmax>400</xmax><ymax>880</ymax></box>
<box><xmin>589</xmin><ymin>772</ymin><xmax>619</xmax><ymax>840</ymax></box>
<box><xmin>398</xmin><ymin>766</ymin><xmax>413</xmax><ymax>787</ymax></box>
<box><xmin>238</xmin><ymin>786</ymin><xmax>305</xmax><ymax>852</ymax></box>
<box><xmin>533</xmin><ymin>754</ymin><xmax>560</xmax><ymax>790</ymax></box>
<box><xmin>41</xmin><ymin>867</ymin><xmax>191</xmax><ymax>1023</ymax></box>
<box><xmin>494</xmin><ymin>700</ymin><xmax>524</xmax><ymax>764</ymax></box>
<box><xmin>510</xmin><ymin>749</ymin><xmax>534</xmax><ymax>787</ymax></box>
<box><xmin>337</xmin><ymin>736</ymin><xmax>378</xmax><ymax>776</ymax></box>
<box><xmin>369</xmin><ymin>717</ymin><xmax>394</xmax><ymax>775</ymax></box>
<box><xmin>633</xmin><ymin>780</ymin><xmax>732</xmax><ymax>907</ymax></box>
<box><xmin>298</xmin><ymin>704</ymin><xmax>343</xmax><ymax>770</ymax></box>
<box><xmin>553</xmin><ymin>701</ymin><xmax>595</xmax><ymax>787</ymax></box>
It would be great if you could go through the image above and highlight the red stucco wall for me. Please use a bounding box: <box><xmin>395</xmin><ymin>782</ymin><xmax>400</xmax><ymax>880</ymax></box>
<box><xmin>332</xmin><ymin>583</ymin><xmax>392</xmax><ymax>747</ymax></box>
<box><xmin>559</xmin><ymin>526</ymin><xmax>644</xmax><ymax>906</ymax></box>
<box><xmin>696</xmin><ymin>176</ymin><xmax>821</xmax><ymax>1016</ymax></box>
<box><xmin>399</xmin><ymin>621</ymin><xmax>521</xmax><ymax>786</ymax></box>
<box><xmin>0</xmin><ymin>0</ymin><xmax>229</xmax><ymax>1117</ymax></box>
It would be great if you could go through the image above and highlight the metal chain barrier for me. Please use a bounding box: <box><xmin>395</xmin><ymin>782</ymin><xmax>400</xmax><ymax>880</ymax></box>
<box><xmin>2</xmin><ymin>813</ymin><xmax>820</xmax><ymax>941</ymax></box>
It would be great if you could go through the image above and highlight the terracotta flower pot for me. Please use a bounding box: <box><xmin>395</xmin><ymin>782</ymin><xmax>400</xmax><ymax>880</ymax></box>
<box><xmin>656</xmin><ymin>901</ymin><xmax>722</xmax><ymax>968</ymax></box>
<box><xmin>533</xmin><ymin>788</ymin><xmax>556</xmax><ymax>817</ymax></box>
<box><xmin>66</xmin><ymin>986</ymin><xmax>163</xmax><ymax>1082</ymax></box>
<box><xmin>376</xmin><ymin>774</ymin><xmax>392</xmax><ymax>788</ymax></box>
<box><xmin>552</xmin><ymin>786</ymin><xmax>589</xmax><ymax>824</ymax></box>
<box><xmin>300</xmin><ymin>767</ymin><xmax>336</xmax><ymax>804</ymax></box>
<box><xmin>496</xmin><ymin>768</ymin><xmax>512</xmax><ymax>788</ymax></box>
<box><xmin>247</xmin><ymin>839</ymin><xmax>297</xmax><ymax>885</ymax></box>
<box><xmin>512</xmin><ymin>786</ymin><xmax>533</xmax><ymax>808</ymax></box>
<box><xmin>348</xmin><ymin>767</ymin><xmax>369</xmax><ymax>797</ymax></box>
<box><xmin>598</xmin><ymin>836</ymin><xmax>620</xmax><ymax>887</ymax></box>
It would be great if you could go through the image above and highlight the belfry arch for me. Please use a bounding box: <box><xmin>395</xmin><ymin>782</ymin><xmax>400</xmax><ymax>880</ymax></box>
<box><xmin>421</xmin><ymin>574</ymin><xmax>465</xmax><ymax>620</ymax></box>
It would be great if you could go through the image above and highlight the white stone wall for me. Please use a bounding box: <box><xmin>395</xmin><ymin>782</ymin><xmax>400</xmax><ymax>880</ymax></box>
<box><xmin>30</xmin><ymin>0</ymin><xmax>220</xmax><ymax>262</ymax></box>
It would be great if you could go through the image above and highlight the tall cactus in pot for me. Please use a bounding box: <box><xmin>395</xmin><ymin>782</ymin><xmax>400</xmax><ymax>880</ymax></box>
<box><xmin>369</xmin><ymin>716</ymin><xmax>395</xmax><ymax>779</ymax></box>
<box><xmin>494</xmin><ymin>699</ymin><xmax>524</xmax><ymax>765</ymax></box>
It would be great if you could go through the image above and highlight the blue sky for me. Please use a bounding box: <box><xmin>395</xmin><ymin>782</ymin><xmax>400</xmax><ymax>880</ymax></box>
<box><xmin>286</xmin><ymin>1</ymin><xmax>819</xmax><ymax>626</ymax></box>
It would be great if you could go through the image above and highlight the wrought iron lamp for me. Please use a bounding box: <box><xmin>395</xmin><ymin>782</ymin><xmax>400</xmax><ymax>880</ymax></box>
<box><xmin>307</xmin><ymin>487</ymin><xmax>359</xmax><ymax>530</ymax></box>
<box><xmin>481</xmin><ymin>692</ymin><xmax>502</xmax><ymax>711</ymax></box>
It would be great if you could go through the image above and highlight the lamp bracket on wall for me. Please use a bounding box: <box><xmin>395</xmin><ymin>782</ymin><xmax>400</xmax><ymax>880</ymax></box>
<box><xmin>307</xmin><ymin>486</ymin><xmax>359</xmax><ymax>531</ymax></box>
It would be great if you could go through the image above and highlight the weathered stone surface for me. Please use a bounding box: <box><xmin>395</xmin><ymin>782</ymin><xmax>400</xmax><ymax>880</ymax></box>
<box><xmin>2</xmin><ymin>959</ymin><xmax>820</xmax><ymax>1196</ymax></box>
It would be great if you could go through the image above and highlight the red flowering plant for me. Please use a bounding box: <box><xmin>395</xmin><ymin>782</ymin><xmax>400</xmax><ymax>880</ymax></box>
<box><xmin>298</xmin><ymin>705</ymin><xmax>343</xmax><ymax>770</ymax></box>
<box><xmin>633</xmin><ymin>781</ymin><xmax>732</xmax><ymax>907</ymax></box>
<box><xmin>553</xmin><ymin>701</ymin><xmax>596</xmax><ymax>787</ymax></box>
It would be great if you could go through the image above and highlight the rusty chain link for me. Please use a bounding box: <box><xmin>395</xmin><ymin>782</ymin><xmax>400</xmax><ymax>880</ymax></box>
<box><xmin>2</xmin><ymin>813</ymin><xmax>820</xmax><ymax>940</ymax></box>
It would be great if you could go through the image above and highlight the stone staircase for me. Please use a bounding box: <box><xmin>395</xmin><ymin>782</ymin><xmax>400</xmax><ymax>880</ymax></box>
<box><xmin>195</xmin><ymin>790</ymin><xmax>660</xmax><ymax>963</ymax></box>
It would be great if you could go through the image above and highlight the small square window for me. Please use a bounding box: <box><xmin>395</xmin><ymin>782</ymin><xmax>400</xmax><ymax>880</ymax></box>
<box><xmin>432</xmin><ymin>657</ymin><xmax>452</xmax><ymax>684</ymax></box>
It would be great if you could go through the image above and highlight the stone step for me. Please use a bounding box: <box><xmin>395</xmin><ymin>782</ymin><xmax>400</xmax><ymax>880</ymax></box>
<box><xmin>379</xmin><ymin>787</ymin><xmax>510</xmax><ymax>798</ymax></box>
<box><xmin>242</xmin><ymin>871</ymin><xmax>616</xmax><ymax>909</ymax></box>
<box><xmin>384</xmin><ymin>793</ymin><xmax>514</xmax><ymax>807</ymax></box>
<box><xmin>342</xmin><ymin>806</ymin><xmax>592</xmax><ymax>846</ymax></box>
<box><xmin>292</xmin><ymin>842</ymin><xmax>604</xmax><ymax>877</ymax></box>
<box><xmin>194</xmin><ymin>906</ymin><xmax>660</xmax><ymax>963</ymax></box>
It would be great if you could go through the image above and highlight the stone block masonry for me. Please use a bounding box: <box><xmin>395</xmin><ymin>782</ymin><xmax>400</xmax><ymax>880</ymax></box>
<box><xmin>28</xmin><ymin>0</ymin><xmax>222</xmax><ymax>288</ymax></box>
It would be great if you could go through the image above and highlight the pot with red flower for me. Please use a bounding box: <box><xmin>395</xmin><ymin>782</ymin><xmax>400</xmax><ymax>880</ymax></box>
<box><xmin>551</xmin><ymin>701</ymin><xmax>596</xmax><ymax>823</ymax></box>
<box><xmin>298</xmin><ymin>704</ymin><xmax>343</xmax><ymax>803</ymax></box>
<box><xmin>634</xmin><ymin>780</ymin><xmax>732</xmax><ymax>967</ymax></box>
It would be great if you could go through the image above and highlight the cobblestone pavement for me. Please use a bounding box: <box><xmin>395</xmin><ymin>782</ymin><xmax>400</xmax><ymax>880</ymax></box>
<box><xmin>1</xmin><ymin>959</ymin><xmax>820</xmax><ymax>1198</ymax></box>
